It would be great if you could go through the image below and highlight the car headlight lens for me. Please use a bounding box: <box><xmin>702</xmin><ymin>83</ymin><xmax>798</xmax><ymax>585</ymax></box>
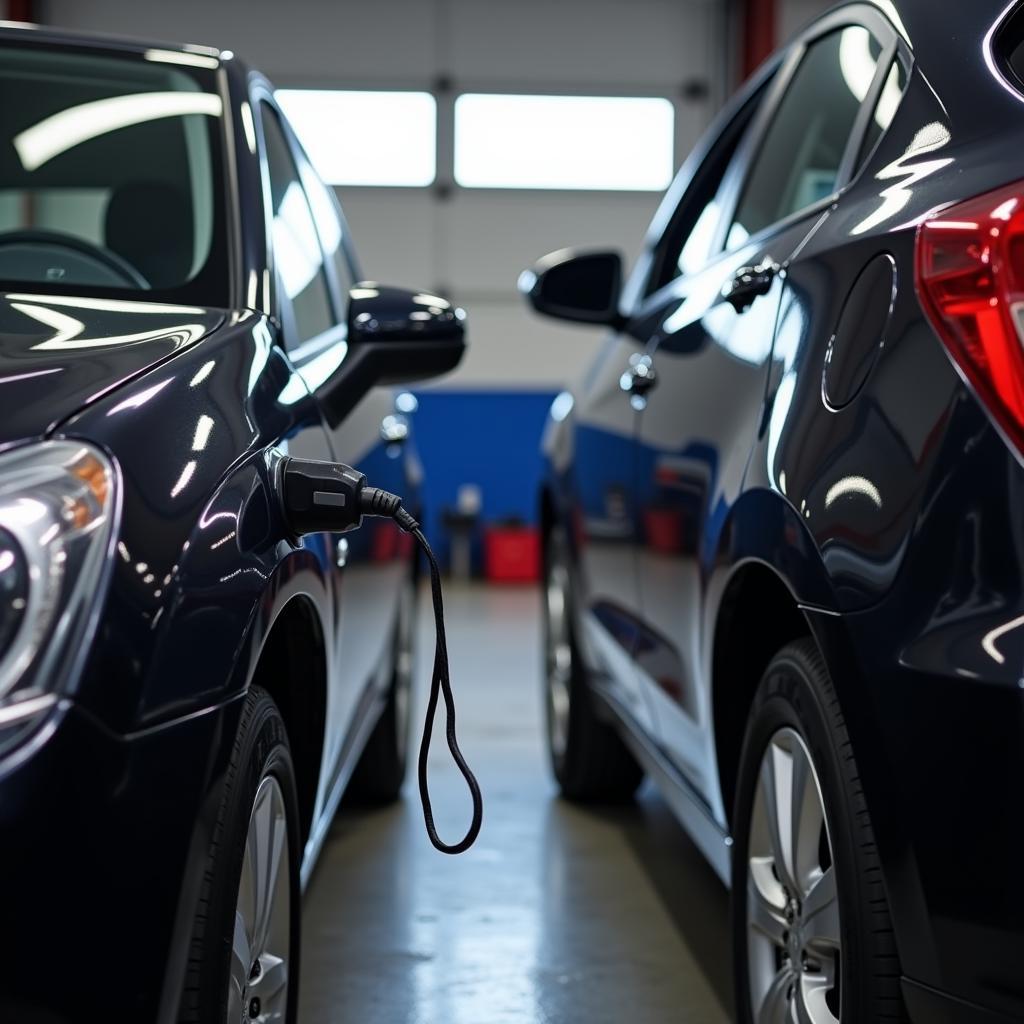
<box><xmin>0</xmin><ymin>441</ymin><xmax>117</xmax><ymax>739</ymax></box>
<box><xmin>0</xmin><ymin>528</ymin><xmax>29</xmax><ymax>660</ymax></box>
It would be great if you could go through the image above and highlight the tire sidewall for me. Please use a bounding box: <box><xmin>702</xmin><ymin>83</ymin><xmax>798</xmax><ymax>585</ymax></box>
<box><xmin>731</xmin><ymin>646</ymin><xmax>865</xmax><ymax>1024</ymax></box>
<box><xmin>187</xmin><ymin>690</ymin><xmax>302</xmax><ymax>1024</ymax></box>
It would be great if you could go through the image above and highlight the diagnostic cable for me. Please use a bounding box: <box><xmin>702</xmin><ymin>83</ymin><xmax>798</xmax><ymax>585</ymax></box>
<box><xmin>279</xmin><ymin>457</ymin><xmax>482</xmax><ymax>855</ymax></box>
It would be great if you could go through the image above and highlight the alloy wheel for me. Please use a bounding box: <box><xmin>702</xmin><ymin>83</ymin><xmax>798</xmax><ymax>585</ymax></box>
<box><xmin>227</xmin><ymin>775</ymin><xmax>291</xmax><ymax>1023</ymax></box>
<box><xmin>746</xmin><ymin>728</ymin><xmax>841</xmax><ymax>1024</ymax></box>
<box><xmin>543</xmin><ymin>533</ymin><xmax>573</xmax><ymax>759</ymax></box>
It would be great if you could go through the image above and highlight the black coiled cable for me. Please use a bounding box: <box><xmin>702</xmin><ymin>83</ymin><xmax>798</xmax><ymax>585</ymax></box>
<box><xmin>362</xmin><ymin>487</ymin><xmax>483</xmax><ymax>855</ymax></box>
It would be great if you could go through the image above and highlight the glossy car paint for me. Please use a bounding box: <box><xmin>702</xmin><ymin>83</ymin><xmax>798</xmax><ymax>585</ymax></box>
<box><xmin>539</xmin><ymin>2</ymin><xmax>1024</xmax><ymax>1021</ymax></box>
<box><xmin>0</xmin><ymin>26</ymin><xmax>440</xmax><ymax>1024</ymax></box>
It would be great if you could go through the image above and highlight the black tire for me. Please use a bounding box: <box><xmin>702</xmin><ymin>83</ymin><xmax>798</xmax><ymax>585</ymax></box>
<box><xmin>543</xmin><ymin>525</ymin><xmax>643</xmax><ymax>802</ymax></box>
<box><xmin>346</xmin><ymin>572</ymin><xmax>416</xmax><ymax>804</ymax></box>
<box><xmin>180</xmin><ymin>687</ymin><xmax>302</xmax><ymax>1024</ymax></box>
<box><xmin>731</xmin><ymin>638</ymin><xmax>906</xmax><ymax>1023</ymax></box>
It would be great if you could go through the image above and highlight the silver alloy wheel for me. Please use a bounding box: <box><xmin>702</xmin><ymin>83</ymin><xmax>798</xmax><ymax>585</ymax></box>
<box><xmin>543</xmin><ymin>532</ymin><xmax>573</xmax><ymax>759</ymax></box>
<box><xmin>228</xmin><ymin>775</ymin><xmax>291</xmax><ymax>1024</ymax></box>
<box><xmin>747</xmin><ymin>728</ymin><xmax>841</xmax><ymax>1024</ymax></box>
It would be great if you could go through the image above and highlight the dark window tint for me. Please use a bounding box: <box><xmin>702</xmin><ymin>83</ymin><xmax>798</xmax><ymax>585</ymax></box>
<box><xmin>728</xmin><ymin>26</ymin><xmax>883</xmax><ymax>247</ymax></box>
<box><xmin>1003</xmin><ymin>10</ymin><xmax>1024</xmax><ymax>88</ymax></box>
<box><xmin>297</xmin><ymin>154</ymin><xmax>354</xmax><ymax>292</ymax></box>
<box><xmin>261</xmin><ymin>106</ymin><xmax>334</xmax><ymax>345</ymax></box>
<box><xmin>855</xmin><ymin>59</ymin><xmax>907</xmax><ymax>170</ymax></box>
<box><xmin>0</xmin><ymin>45</ymin><xmax>226</xmax><ymax>303</ymax></box>
<box><xmin>649</xmin><ymin>88</ymin><xmax>765</xmax><ymax>293</ymax></box>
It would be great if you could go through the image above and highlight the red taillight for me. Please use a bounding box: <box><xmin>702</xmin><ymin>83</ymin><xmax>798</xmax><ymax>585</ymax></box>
<box><xmin>916</xmin><ymin>181</ymin><xmax>1024</xmax><ymax>454</ymax></box>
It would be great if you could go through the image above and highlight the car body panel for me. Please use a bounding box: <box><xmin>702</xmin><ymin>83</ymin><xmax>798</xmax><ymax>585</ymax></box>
<box><xmin>0</xmin><ymin>23</ymin><xmax>438</xmax><ymax>1023</ymax></box>
<box><xmin>0</xmin><ymin>293</ymin><xmax>224</xmax><ymax>444</ymax></box>
<box><xmin>632</xmin><ymin>208</ymin><xmax>828</xmax><ymax>819</ymax></box>
<box><xmin>538</xmin><ymin>1</ymin><xmax>1024</xmax><ymax>1020</ymax></box>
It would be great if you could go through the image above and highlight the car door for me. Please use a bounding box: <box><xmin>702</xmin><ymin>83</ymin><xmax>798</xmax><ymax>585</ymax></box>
<box><xmin>255</xmin><ymin>97</ymin><xmax>405</xmax><ymax>798</ymax></box>
<box><xmin>568</xmin><ymin>320</ymin><xmax>658</xmax><ymax>735</ymax></box>
<box><xmin>284</xmin><ymin>114</ymin><xmax>412</xmax><ymax>724</ymax></box>
<box><xmin>568</xmin><ymin>58</ymin><xmax>772</xmax><ymax>739</ymax></box>
<box><xmin>631</xmin><ymin>12</ymin><xmax>900</xmax><ymax>813</ymax></box>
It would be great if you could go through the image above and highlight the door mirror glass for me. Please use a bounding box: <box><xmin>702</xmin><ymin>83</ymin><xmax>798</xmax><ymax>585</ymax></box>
<box><xmin>519</xmin><ymin>248</ymin><xmax>623</xmax><ymax>326</ymax></box>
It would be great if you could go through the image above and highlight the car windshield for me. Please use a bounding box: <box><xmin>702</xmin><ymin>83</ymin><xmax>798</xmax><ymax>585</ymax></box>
<box><xmin>0</xmin><ymin>42</ymin><xmax>228</xmax><ymax>304</ymax></box>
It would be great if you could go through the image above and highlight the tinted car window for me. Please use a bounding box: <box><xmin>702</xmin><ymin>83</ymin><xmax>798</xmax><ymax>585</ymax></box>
<box><xmin>260</xmin><ymin>105</ymin><xmax>334</xmax><ymax>345</ymax></box>
<box><xmin>727</xmin><ymin>26</ymin><xmax>883</xmax><ymax>247</ymax></box>
<box><xmin>1004</xmin><ymin>15</ymin><xmax>1024</xmax><ymax>87</ymax></box>
<box><xmin>0</xmin><ymin>44</ymin><xmax>226</xmax><ymax>302</ymax></box>
<box><xmin>646</xmin><ymin>85</ymin><xmax>766</xmax><ymax>294</ymax></box>
<box><xmin>855</xmin><ymin>59</ymin><xmax>907</xmax><ymax>170</ymax></box>
<box><xmin>297</xmin><ymin>155</ymin><xmax>354</xmax><ymax>293</ymax></box>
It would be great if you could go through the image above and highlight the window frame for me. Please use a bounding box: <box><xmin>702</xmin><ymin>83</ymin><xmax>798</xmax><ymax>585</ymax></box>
<box><xmin>642</xmin><ymin>78</ymin><xmax>771</xmax><ymax>298</ymax></box>
<box><xmin>710</xmin><ymin>5</ymin><xmax>909</xmax><ymax>260</ymax></box>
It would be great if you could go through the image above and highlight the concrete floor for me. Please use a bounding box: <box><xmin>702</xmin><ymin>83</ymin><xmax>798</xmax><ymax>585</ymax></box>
<box><xmin>300</xmin><ymin>583</ymin><xmax>732</xmax><ymax>1024</ymax></box>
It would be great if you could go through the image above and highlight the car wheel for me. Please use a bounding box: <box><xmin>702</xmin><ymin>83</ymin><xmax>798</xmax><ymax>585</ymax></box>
<box><xmin>180</xmin><ymin>686</ymin><xmax>301</xmax><ymax>1024</ymax></box>
<box><xmin>732</xmin><ymin>638</ymin><xmax>906</xmax><ymax>1023</ymax></box>
<box><xmin>346</xmin><ymin>569</ymin><xmax>416</xmax><ymax>804</ymax></box>
<box><xmin>543</xmin><ymin>524</ymin><xmax>643</xmax><ymax>801</ymax></box>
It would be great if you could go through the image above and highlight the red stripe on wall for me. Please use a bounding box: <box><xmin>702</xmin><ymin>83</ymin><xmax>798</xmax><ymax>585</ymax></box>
<box><xmin>741</xmin><ymin>0</ymin><xmax>777</xmax><ymax>80</ymax></box>
<box><xmin>6</xmin><ymin>0</ymin><xmax>35</xmax><ymax>22</ymax></box>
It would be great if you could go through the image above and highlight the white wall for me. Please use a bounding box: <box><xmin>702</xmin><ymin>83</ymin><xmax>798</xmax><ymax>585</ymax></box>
<box><xmin>39</xmin><ymin>0</ymin><xmax>826</xmax><ymax>391</ymax></box>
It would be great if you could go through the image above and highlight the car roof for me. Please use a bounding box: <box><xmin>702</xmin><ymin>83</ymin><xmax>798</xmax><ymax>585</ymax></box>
<box><xmin>0</xmin><ymin>18</ymin><xmax>225</xmax><ymax>64</ymax></box>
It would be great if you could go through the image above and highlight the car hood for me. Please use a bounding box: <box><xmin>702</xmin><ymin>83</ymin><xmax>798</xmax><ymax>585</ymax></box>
<box><xmin>0</xmin><ymin>292</ymin><xmax>225</xmax><ymax>445</ymax></box>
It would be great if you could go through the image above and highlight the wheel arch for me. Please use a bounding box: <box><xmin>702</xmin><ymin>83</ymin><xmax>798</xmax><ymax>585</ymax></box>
<box><xmin>708</xmin><ymin>486</ymin><xmax>840</xmax><ymax>831</ymax></box>
<box><xmin>711</xmin><ymin>560</ymin><xmax>810</xmax><ymax>832</ymax></box>
<box><xmin>246</xmin><ymin>591</ymin><xmax>327</xmax><ymax>849</ymax></box>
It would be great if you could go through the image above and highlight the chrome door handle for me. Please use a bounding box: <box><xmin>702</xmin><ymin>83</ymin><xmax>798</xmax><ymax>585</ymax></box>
<box><xmin>619</xmin><ymin>353</ymin><xmax>657</xmax><ymax>396</ymax></box>
<box><xmin>381</xmin><ymin>413</ymin><xmax>410</xmax><ymax>444</ymax></box>
<box><xmin>722</xmin><ymin>257</ymin><xmax>779</xmax><ymax>312</ymax></box>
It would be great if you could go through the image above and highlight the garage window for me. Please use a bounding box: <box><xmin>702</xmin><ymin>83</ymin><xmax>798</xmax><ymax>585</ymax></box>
<box><xmin>453</xmin><ymin>94</ymin><xmax>675</xmax><ymax>191</ymax></box>
<box><xmin>276</xmin><ymin>90</ymin><xmax>436</xmax><ymax>186</ymax></box>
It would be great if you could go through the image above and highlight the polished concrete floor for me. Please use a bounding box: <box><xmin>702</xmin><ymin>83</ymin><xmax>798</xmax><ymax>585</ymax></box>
<box><xmin>300</xmin><ymin>583</ymin><xmax>732</xmax><ymax>1023</ymax></box>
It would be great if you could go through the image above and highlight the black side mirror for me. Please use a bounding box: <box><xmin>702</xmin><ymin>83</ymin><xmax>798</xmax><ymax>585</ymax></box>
<box><xmin>519</xmin><ymin>248</ymin><xmax>624</xmax><ymax>327</ymax></box>
<box><xmin>316</xmin><ymin>283</ymin><xmax>466</xmax><ymax>426</ymax></box>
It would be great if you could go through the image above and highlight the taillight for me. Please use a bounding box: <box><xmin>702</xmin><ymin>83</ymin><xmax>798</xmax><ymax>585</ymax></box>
<box><xmin>916</xmin><ymin>181</ymin><xmax>1024</xmax><ymax>454</ymax></box>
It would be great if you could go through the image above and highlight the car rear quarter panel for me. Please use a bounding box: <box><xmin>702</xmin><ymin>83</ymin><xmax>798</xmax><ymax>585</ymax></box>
<box><xmin>736</xmin><ymin>47</ymin><xmax>1024</xmax><ymax>1016</ymax></box>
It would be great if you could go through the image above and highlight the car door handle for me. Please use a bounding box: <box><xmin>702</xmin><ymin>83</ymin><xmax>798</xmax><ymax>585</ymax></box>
<box><xmin>619</xmin><ymin>353</ymin><xmax>657</xmax><ymax>396</ymax></box>
<box><xmin>381</xmin><ymin>413</ymin><xmax>410</xmax><ymax>444</ymax></box>
<box><xmin>722</xmin><ymin>258</ymin><xmax>779</xmax><ymax>312</ymax></box>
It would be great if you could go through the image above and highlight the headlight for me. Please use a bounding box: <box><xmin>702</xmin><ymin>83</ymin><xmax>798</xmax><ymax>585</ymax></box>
<box><xmin>0</xmin><ymin>440</ymin><xmax>118</xmax><ymax>749</ymax></box>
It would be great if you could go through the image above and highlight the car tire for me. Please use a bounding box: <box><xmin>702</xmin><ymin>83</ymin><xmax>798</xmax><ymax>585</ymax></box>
<box><xmin>345</xmin><ymin>570</ymin><xmax>416</xmax><ymax>804</ymax></box>
<box><xmin>731</xmin><ymin>638</ymin><xmax>906</xmax><ymax>1023</ymax></box>
<box><xmin>543</xmin><ymin>524</ymin><xmax>643</xmax><ymax>802</ymax></box>
<box><xmin>180</xmin><ymin>686</ymin><xmax>301</xmax><ymax>1024</ymax></box>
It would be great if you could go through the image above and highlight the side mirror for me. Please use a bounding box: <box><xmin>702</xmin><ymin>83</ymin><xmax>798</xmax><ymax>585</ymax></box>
<box><xmin>519</xmin><ymin>248</ymin><xmax>624</xmax><ymax>327</ymax></box>
<box><xmin>316</xmin><ymin>283</ymin><xmax>466</xmax><ymax>426</ymax></box>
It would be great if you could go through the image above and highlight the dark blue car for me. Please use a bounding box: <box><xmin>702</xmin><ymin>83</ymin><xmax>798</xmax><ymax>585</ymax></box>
<box><xmin>0</xmin><ymin>24</ymin><xmax>464</xmax><ymax>1023</ymax></box>
<box><xmin>525</xmin><ymin>2</ymin><xmax>1024</xmax><ymax>1021</ymax></box>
